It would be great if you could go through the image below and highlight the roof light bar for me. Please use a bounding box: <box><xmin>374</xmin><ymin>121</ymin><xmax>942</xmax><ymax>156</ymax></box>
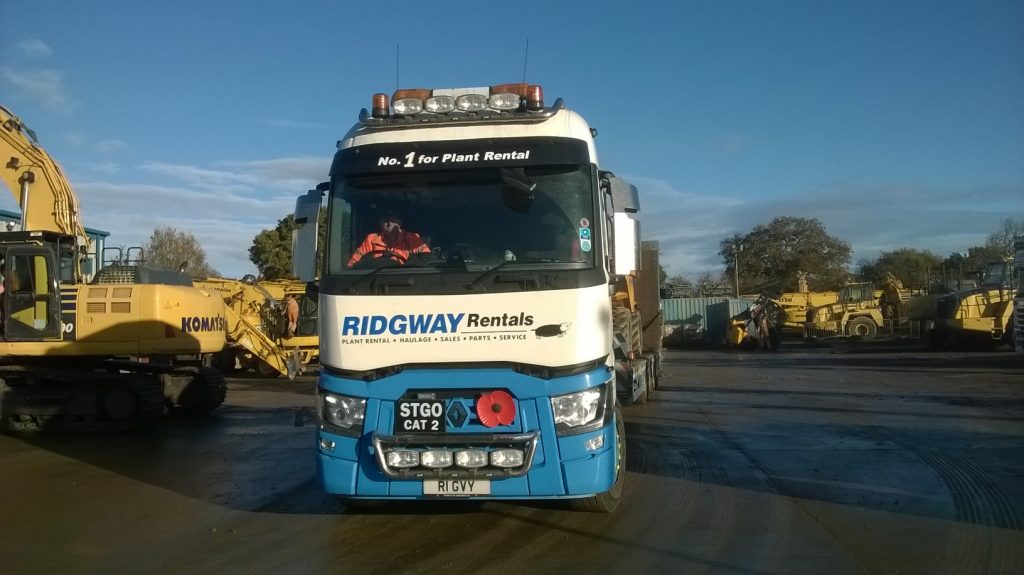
<box><xmin>365</xmin><ymin>83</ymin><xmax>548</xmax><ymax>119</ymax></box>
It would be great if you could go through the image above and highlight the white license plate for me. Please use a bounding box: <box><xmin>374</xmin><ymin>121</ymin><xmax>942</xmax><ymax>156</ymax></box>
<box><xmin>423</xmin><ymin>479</ymin><xmax>491</xmax><ymax>496</ymax></box>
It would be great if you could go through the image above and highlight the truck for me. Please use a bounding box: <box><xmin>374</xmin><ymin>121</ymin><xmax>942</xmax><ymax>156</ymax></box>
<box><xmin>926</xmin><ymin>258</ymin><xmax>1016</xmax><ymax>349</ymax></box>
<box><xmin>290</xmin><ymin>83</ymin><xmax>662</xmax><ymax>511</ymax></box>
<box><xmin>0</xmin><ymin>104</ymin><xmax>227</xmax><ymax>432</ymax></box>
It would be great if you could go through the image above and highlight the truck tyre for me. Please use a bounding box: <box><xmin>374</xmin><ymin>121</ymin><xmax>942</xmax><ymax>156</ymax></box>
<box><xmin>646</xmin><ymin>359</ymin><xmax>657</xmax><ymax>400</ymax></box>
<box><xmin>569</xmin><ymin>406</ymin><xmax>624</xmax><ymax>513</ymax></box>
<box><xmin>847</xmin><ymin>317</ymin><xmax>877</xmax><ymax>338</ymax></box>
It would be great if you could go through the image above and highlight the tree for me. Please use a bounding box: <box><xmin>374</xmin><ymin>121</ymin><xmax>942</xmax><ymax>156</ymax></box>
<box><xmin>984</xmin><ymin>217</ymin><xmax>1024</xmax><ymax>255</ymax></box>
<box><xmin>696</xmin><ymin>269</ymin><xmax>731</xmax><ymax>296</ymax></box>
<box><xmin>719</xmin><ymin>217</ymin><xmax>851</xmax><ymax>293</ymax></box>
<box><xmin>856</xmin><ymin>248</ymin><xmax>942</xmax><ymax>289</ymax></box>
<box><xmin>249</xmin><ymin>209</ymin><xmax>327</xmax><ymax>280</ymax></box>
<box><xmin>143</xmin><ymin>226</ymin><xmax>219</xmax><ymax>278</ymax></box>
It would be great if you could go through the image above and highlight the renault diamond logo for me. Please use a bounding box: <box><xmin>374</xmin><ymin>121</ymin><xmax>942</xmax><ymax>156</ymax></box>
<box><xmin>446</xmin><ymin>401</ymin><xmax>468</xmax><ymax>428</ymax></box>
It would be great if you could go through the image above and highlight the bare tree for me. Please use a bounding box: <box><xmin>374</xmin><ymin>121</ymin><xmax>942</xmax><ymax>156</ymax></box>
<box><xmin>143</xmin><ymin>226</ymin><xmax>219</xmax><ymax>278</ymax></box>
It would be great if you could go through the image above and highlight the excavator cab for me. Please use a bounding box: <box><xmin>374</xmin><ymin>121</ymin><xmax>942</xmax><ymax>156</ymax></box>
<box><xmin>1</xmin><ymin>240</ymin><xmax>62</xmax><ymax>342</ymax></box>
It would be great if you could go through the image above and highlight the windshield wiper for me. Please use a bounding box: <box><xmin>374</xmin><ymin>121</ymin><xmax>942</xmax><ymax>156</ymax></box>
<box><xmin>463</xmin><ymin>259</ymin><xmax>558</xmax><ymax>292</ymax></box>
<box><xmin>465</xmin><ymin>260</ymin><xmax>522</xmax><ymax>292</ymax></box>
<box><xmin>344</xmin><ymin>265</ymin><xmax>392</xmax><ymax>294</ymax></box>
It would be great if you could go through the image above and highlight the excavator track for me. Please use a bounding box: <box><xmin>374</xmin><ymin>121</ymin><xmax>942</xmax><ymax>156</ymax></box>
<box><xmin>0</xmin><ymin>367</ymin><xmax>165</xmax><ymax>434</ymax></box>
<box><xmin>162</xmin><ymin>366</ymin><xmax>227</xmax><ymax>416</ymax></box>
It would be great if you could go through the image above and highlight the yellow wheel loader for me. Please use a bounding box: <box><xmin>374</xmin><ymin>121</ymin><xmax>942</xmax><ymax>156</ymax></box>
<box><xmin>805</xmin><ymin>282</ymin><xmax>884</xmax><ymax>338</ymax></box>
<box><xmin>0</xmin><ymin>105</ymin><xmax>228</xmax><ymax>432</ymax></box>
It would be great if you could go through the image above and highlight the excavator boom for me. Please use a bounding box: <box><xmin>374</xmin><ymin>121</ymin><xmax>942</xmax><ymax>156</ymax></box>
<box><xmin>1</xmin><ymin>105</ymin><xmax>87</xmax><ymax>243</ymax></box>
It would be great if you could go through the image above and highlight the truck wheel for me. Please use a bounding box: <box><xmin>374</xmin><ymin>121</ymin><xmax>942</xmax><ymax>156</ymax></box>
<box><xmin>847</xmin><ymin>317</ymin><xmax>877</xmax><ymax>338</ymax></box>
<box><xmin>569</xmin><ymin>406</ymin><xmax>624</xmax><ymax>513</ymax></box>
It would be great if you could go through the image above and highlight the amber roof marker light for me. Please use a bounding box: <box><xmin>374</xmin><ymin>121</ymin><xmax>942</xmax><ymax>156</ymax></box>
<box><xmin>371</xmin><ymin>93</ymin><xmax>390</xmax><ymax>119</ymax></box>
<box><xmin>526</xmin><ymin>85</ymin><xmax>544</xmax><ymax>111</ymax></box>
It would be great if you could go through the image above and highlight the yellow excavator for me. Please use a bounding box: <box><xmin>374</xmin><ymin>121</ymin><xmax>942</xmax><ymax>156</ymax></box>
<box><xmin>0</xmin><ymin>104</ymin><xmax>228</xmax><ymax>432</ymax></box>
<box><xmin>193</xmin><ymin>276</ymin><xmax>318</xmax><ymax>378</ymax></box>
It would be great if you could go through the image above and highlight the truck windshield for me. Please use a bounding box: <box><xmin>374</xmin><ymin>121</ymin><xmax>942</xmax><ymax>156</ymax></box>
<box><xmin>325</xmin><ymin>164</ymin><xmax>596</xmax><ymax>275</ymax></box>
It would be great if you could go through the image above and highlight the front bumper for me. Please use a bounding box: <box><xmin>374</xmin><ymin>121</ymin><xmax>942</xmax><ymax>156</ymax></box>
<box><xmin>315</xmin><ymin>365</ymin><xmax>617</xmax><ymax>499</ymax></box>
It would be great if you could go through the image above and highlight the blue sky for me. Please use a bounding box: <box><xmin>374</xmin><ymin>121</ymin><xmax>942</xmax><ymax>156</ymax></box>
<box><xmin>2</xmin><ymin>0</ymin><xmax>1021</xmax><ymax>279</ymax></box>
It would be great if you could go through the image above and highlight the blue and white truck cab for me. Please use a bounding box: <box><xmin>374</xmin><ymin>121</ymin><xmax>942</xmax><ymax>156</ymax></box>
<box><xmin>292</xmin><ymin>83</ymin><xmax>660</xmax><ymax>511</ymax></box>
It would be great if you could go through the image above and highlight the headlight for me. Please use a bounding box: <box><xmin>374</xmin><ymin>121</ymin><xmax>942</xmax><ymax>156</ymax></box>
<box><xmin>318</xmin><ymin>389</ymin><xmax>366</xmax><ymax>436</ymax></box>
<box><xmin>551</xmin><ymin>383</ymin><xmax>608</xmax><ymax>435</ymax></box>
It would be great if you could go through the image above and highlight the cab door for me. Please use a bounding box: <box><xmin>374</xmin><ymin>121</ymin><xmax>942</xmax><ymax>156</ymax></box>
<box><xmin>3</xmin><ymin>246</ymin><xmax>62</xmax><ymax>341</ymax></box>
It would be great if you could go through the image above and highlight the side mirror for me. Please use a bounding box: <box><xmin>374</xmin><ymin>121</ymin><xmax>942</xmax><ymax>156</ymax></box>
<box><xmin>292</xmin><ymin>187</ymin><xmax>324</xmax><ymax>281</ymax></box>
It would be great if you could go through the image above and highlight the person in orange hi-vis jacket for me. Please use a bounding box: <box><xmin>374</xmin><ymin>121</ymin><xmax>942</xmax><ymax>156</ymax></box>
<box><xmin>347</xmin><ymin>212</ymin><xmax>431</xmax><ymax>267</ymax></box>
<box><xmin>284</xmin><ymin>294</ymin><xmax>299</xmax><ymax>338</ymax></box>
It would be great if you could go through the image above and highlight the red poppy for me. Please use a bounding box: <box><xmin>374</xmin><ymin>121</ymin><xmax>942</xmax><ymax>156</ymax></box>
<box><xmin>476</xmin><ymin>390</ymin><xmax>516</xmax><ymax>428</ymax></box>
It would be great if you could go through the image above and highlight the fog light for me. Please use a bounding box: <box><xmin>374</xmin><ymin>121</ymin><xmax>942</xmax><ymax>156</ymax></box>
<box><xmin>319</xmin><ymin>438</ymin><xmax>336</xmax><ymax>452</ymax></box>
<box><xmin>490</xmin><ymin>449</ymin><xmax>524</xmax><ymax>468</ymax></box>
<box><xmin>387</xmin><ymin>450</ymin><xmax>420</xmax><ymax>468</ymax></box>
<box><xmin>585</xmin><ymin>435</ymin><xmax>604</xmax><ymax>451</ymax></box>
<box><xmin>456</xmin><ymin>93</ymin><xmax>488</xmax><ymax>111</ymax></box>
<box><xmin>420</xmin><ymin>450</ymin><xmax>453</xmax><ymax>468</ymax></box>
<box><xmin>455</xmin><ymin>449</ymin><xmax>488</xmax><ymax>469</ymax></box>
<box><xmin>424</xmin><ymin>95</ymin><xmax>455</xmax><ymax>113</ymax></box>
<box><xmin>488</xmin><ymin>92</ymin><xmax>520</xmax><ymax>110</ymax></box>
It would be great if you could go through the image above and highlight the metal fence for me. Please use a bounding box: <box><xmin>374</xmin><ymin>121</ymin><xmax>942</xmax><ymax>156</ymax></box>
<box><xmin>804</xmin><ymin>319</ymin><xmax>924</xmax><ymax>341</ymax></box>
<box><xmin>661</xmin><ymin>297</ymin><xmax>754</xmax><ymax>346</ymax></box>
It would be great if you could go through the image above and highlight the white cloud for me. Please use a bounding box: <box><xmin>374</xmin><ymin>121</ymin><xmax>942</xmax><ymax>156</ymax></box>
<box><xmin>629</xmin><ymin>176</ymin><xmax>1024</xmax><ymax>281</ymax></box>
<box><xmin>72</xmin><ymin>156</ymin><xmax>331</xmax><ymax>277</ymax></box>
<box><xmin>1</xmin><ymin>68</ymin><xmax>74</xmax><ymax>114</ymax></box>
<box><xmin>139</xmin><ymin>156</ymin><xmax>327</xmax><ymax>194</ymax></box>
<box><xmin>76</xmin><ymin>178</ymin><xmax>293</xmax><ymax>278</ymax></box>
<box><xmin>16</xmin><ymin>39</ymin><xmax>54</xmax><ymax>59</ymax></box>
<box><xmin>66</xmin><ymin>156</ymin><xmax>1024</xmax><ymax>282</ymax></box>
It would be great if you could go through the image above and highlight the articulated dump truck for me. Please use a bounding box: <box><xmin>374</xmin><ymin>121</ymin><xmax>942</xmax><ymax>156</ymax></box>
<box><xmin>290</xmin><ymin>83</ymin><xmax>662</xmax><ymax>511</ymax></box>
